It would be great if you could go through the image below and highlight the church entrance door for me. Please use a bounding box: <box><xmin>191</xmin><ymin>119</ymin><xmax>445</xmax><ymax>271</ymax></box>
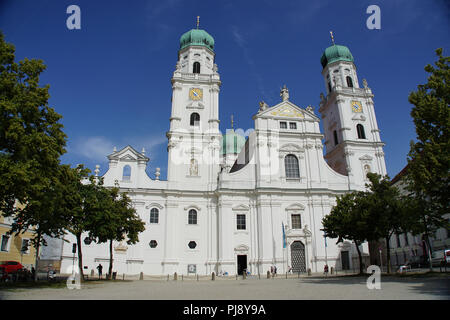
<box><xmin>291</xmin><ymin>241</ymin><xmax>306</xmax><ymax>273</ymax></box>
<box><xmin>237</xmin><ymin>255</ymin><xmax>247</xmax><ymax>275</ymax></box>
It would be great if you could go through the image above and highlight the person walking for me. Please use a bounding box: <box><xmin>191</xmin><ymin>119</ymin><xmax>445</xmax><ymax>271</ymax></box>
<box><xmin>323</xmin><ymin>264</ymin><xmax>329</xmax><ymax>276</ymax></box>
<box><xmin>97</xmin><ymin>264</ymin><xmax>103</xmax><ymax>279</ymax></box>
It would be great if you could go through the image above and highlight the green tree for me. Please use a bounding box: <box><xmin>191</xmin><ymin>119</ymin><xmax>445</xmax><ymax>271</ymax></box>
<box><xmin>57</xmin><ymin>165</ymin><xmax>96</xmax><ymax>281</ymax></box>
<box><xmin>89</xmin><ymin>187</ymin><xmax>145</xmax><ymax>279</ymax></box>
<box><xmin>0</xmin><ymin>31</ymin><xmax>67</xmax><ymax>280</ymax></box>
<box><xmin>0</xmin><ymin>31</ymin><xmax>66</xmax><ymax>215</ymax></box>
<box><xmin>405</xmin><ymin>48</ymin><xmax>449</xmax><ymax>270</ymax></box>
<box><xmin>322</xmin><ymin>191</ymin><xmax>371</xmax><ymax>275</ymax></box>
<box><xmin>364</xmin><ymin>173</ymin><xmax>409</xmax><ymax>273</ymax></box>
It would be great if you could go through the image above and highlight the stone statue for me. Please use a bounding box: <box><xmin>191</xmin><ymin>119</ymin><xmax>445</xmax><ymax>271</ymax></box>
<box><xmin>362</xmin><ymin>78</ymin><xmax>368</xmax><ymax>89</ymax></box>
<box><xmin>213</xmin><ymin>63</ymin><xmax>218</xmax><ymax>73</ymax></box>
<box><xmin>280</xmin><ymin>85</ymin><xmax>289</xmax><ymax>101</ymax></box>
<box><xmin>306</xmin><ymin>105</ymin><xmax>315</xmax><ymax>113</ymax></box>
<box><xmin>259</xmin><ymin>101</ymin><xmax>268</xmax><ymax>111</ymax></box>
<box><xmin>320</xmin><ymin>92</ymin><xmax>325</xmax><ymax>102</ymax></box>
<box><xmin>175</xmin><ymin>61</ymin><xmax>181</xmax><ymax>71</ymax></box>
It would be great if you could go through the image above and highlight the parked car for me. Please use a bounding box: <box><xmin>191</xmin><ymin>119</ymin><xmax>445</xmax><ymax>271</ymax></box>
<box><xmin>0</xmin><ymin>261</ymin><xmax>24</xmax><ymax>273</ymax></box>
<box><xmin>431</xmin><ymin>249</ymin><xmax>450</xmax><ymax>267</ymax></box>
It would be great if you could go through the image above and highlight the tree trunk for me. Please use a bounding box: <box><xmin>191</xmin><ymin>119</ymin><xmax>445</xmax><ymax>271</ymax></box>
<box><xmin>76</xmin><ymin>233</ymin><xmax>84</xmax><ymax>281</ymax></box>
<box><xmin>33</xmin><ymin>230</ymin><xmax>41</xmax><ymax>282</ymax></box>
<box><xmin>108</xmin><ymin>239</ymin><xmax>113</xmax><ymax>280</ymax></box>
<box><xmin>424</xmin><ymin>234</ymin><xmax>433</xmax><ymax>271</ymax></box>
<box><xmin>385</xmin><ymin>236</ymin><xmax>391</xmax><ymax>274</ymax></box>
<box><xmin>354</xmin><ymin>241</ymin><xmax>364</xmax><ymax>274</ymax></box>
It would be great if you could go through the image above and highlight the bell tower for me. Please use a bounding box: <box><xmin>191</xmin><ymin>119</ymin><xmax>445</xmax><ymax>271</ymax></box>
<box><xmin>318</xmin><ymin>34</ymin><xmax>387</xmax><ymax>189</ymax></box>
<box><xmin>166</xmin><ymin>20</ymin><xmax>222</xmax><ymax>189</ymax></box>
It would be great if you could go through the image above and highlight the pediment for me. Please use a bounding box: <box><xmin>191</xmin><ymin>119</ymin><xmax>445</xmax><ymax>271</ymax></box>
<box><xmin>279</xmin><ymin>143</ymin><xmax>304</xmax><ymax>153</ymax></box>
<box><xmin>232</xmin><ymin>204</ymin><xmax>250</xmax><ymax>211</ymax></box>
<box><xmin>352</xmin><ymin>114</ymin><xmax>366</xmax><ymax>121</ymax></box>
<box><xmin>108</xmin><ymin>145</ymin><xmax>149</xmax><ymax>162</ymax></box>
<box><xmin>234</xmin><ymin>244</ymin><xmax>249</xmax><ymax>252</ymax></box>
<box><xmin>254</xmin><ymin>101</ymin><xmax>319</xmax><ymax>121</ymax></box>
<box><xmin>359</xmin><ymin>154</ymin><xmax>373</xmax><ymax>161</ymax></box>
<box><xmin>285</xmin><ymin>203</ymin><xmax>305</xmax><ymax>211</ymax></box>
<box><xmin>186</xmin><ymin>101</ymin><xmax>205</xmax><ymax>110</ymax></box>
<box><xmin>266</xmin><ymin>103</ymin><xmax>305</xmax><ymax>119</ymax></box>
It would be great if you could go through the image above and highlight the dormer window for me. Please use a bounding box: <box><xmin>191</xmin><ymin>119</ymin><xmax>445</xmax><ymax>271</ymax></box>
<box><xmin>280</xmin><ymin>122</ymin><xmax>287</xmax><ymax>129</ymax></box>
<box><xmin>193</xmin><ymin>62</ymin><xmax>200</xmax><ymax>74</ymax></box>
<box><xmin>289</xmin><ymin>122</ymin><xmax>297</xmax><ymax>129</ymax></box>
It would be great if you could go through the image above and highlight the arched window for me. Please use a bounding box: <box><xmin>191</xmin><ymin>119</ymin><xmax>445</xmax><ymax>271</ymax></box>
<box><xmin>190</xmin><ymin>112</ymin><xmax>200</xmax><ymax>126</ymax></box>
<box><xmin>346</xmin><ymin>76</ymin><xmax>354</xmax><ymax>88</ymax></box>
<box><xmin>193</xmin><ymin>62</ymin><xmax>200</xmax><ymax>74</ymax></box>
<box><xmin>333</xmin><ymin>130</ymin><xmax>339</xmax><ymax>146</ymax></box>
<box><xmin>285</xmin><ymin>154</ymin><xmax>300</xmax><ymax>179</ymax></box>
<box><xmin>188</xmin><ymin>209</ymin><xmax>197</xmax><ymax>225</ymax></box>
<box><xmin>357</xmin><ymin>124</ymin><xmax>366</xmax><ymax>139</ymax></box>
<box><xmin>122</xmin><ymin>165</ymin><xmax>131</xmax><ymax>180</ymax></box>
<box><xmin>150</xmin><ymin>208</ymin><xmax>159</xmax><ymax>224</ymax></box>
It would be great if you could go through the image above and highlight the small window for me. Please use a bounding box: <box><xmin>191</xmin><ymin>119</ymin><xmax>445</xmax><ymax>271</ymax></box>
<box><xmin>122</xmin><ymin>165</ymin><xmax>131</xmax><ymax>181</ymax></box>
<box><xmin>236</xmin><ymin>214</ymin><xmax>246</xmax><ymax>230</ymax></box>
<box><xmin>150</xmin><ymin>208</ymin><xmax>159</xmax><ymax>224</ymax></box>
<box><xmin>188</xmin><ymin>209</ymin><xmax>197</xmax><ymax>225</ymax></box>
<box><xmin>404</xmin><ymin>234</ymin><xmax>409</xmax><ymax>246</ymax></box>
<box><xmin>280</xmin><ymin>122</ymin><xmax>287</xmax><ymax>129</ymax></box>
<box><xmin>188</xmin><ymin>241</ymin><xmax>197</xmax><ymax>249</ymax></box>
<box><xmin>357</xmin><ymin>124</ymin><xmax>366</xmax><ymax>139</ymax></box>
<box><xmin>1</xmin><ymin>235</ymin><xmax>9</xmax><ymax>252</ymax></box>
<box><xmin>289</xmin><ymin>122</ymin><xmax>297</xmax><ymax>130</ymax></box>
<box><xmin>291</xmin><ymin>214</ymin><xmax>301</xmax><ymax>229</ymax></box>
<box><xmin>346</xmin><ymin>76</ymin><xmax>353</xmax><ymax>88</ymax></box>
<box><xmin>333</xmin><ymin>130</ymin><xmax>338</xmax><ymax>146</ymax></box>
<box><xmin>149</xmin><ymin>240</ymin><xmax>158</xmax><ymax>248</ymax></box>
<box><xmin>193</xmin><ymin>62</ymin><xmax>200</xmax><ymax>74</ymax></box>
<box><xmin>285</xmin><ymin>154</ymin><xmax>300</xmax><ymax>179</ymax></box>
<box><xmin>21</xmin><ymin>239</ymin><xmax>29</xmax><ymax>254</ymax></box>
<box><xmin>190</xmin><ymin>113</ymin><xmax>200</xmax><ymax>126</ymax></box>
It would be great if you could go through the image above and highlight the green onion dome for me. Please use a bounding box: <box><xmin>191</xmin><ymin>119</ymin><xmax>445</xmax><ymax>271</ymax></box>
<box><xmin>179</xmin><ymin>29</ymin><xmax>215</xmax><ymax>51</ymax></box>
<box><xmin>320</xmin><ymin>44</ymin><xmax>354</xmax><ymax>68</ymax></box>
<box><xmin>221</xmin><ymin>130</ymin><xmax>246</xmax><ymax>155</ymax></box>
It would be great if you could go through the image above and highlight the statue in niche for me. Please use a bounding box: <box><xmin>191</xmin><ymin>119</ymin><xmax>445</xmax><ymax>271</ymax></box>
<box><xmin>190</xmin><ymin>158</ymin><xmax>198</xmax><ymax>176</ymax></box>
<box><xmin>363</xmin><ymin>164</ymin><xmax>371</xmax><ymax>178</ymax></box>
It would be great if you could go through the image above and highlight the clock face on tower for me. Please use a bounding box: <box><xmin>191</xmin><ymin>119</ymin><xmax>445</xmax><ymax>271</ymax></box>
<box><xmin>351</xmin><ymin>100</ymin><xmax>363</xmax><ymax>113</ymax></box>
<box><xmin>189</xmin><ymin>88</ymin><xmax>203</xmax><ymax>101</ymax></box>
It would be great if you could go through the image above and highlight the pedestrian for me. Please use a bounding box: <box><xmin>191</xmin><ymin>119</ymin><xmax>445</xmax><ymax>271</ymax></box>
<box><xmin>288</xmin><ymin>266</ymin><xmax>292</xmax><ymax>273</ymax></box>
<box><xmin>274</xmin><ymin>265</ymin><xmax>277</xmax><ymax>276</ymax></box>
<box><xmin>270</xmin><ymin>266</ymin><xmax>274</xmax><ymax>277</ymax></box>
<box><xmin>97</xmin><ymin>264</ymin><xmax>103</xmax><ymax>279</ymax></box>
<box><xmin>324</xmin><ymin>264</ymin><xmax>329</xmax><ymax>276</ymax></box>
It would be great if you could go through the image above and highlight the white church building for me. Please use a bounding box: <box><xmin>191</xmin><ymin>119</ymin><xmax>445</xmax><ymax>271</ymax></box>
<box><xmin>58</xmin><ymin>27</ymin><xmax>387</xmax><ymax>276</ymax></box>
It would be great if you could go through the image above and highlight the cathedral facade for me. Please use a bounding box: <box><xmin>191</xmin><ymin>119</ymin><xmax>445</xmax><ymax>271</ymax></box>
<box><xmin>59</xmin><ymin>27</ymin><xmax>387</xmax><ymax>276</ymax></box>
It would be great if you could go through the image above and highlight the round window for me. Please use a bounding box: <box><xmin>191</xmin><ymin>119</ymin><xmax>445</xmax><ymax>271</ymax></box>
<box><xmin>188</xmin><ymin>241</ymin><xmax>197</xmax><ymax>249</ymax></box>
<box><xmin>149</xmin><ymin>240</ymin><xmax>158</xmax><ymax>248</ymax></box>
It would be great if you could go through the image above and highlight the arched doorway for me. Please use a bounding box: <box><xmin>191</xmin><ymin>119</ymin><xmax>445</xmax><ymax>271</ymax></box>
<box><xmin>291</xmin><ymin>241</ymin><xmax>306</xmax><ymax>273</ymax></box>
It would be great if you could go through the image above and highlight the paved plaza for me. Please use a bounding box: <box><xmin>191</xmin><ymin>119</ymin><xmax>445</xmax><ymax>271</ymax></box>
<box><xmin>1</xmin><ymin>273</ymin><xmax>449</xmax><ymax>300</ymax></box>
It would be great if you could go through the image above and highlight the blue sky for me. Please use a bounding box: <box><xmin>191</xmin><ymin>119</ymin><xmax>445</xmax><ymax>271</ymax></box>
<box><xmin>1</xmin><ymin>0</ymin><xmax>449</xmax><ymax>180</ymax></box>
